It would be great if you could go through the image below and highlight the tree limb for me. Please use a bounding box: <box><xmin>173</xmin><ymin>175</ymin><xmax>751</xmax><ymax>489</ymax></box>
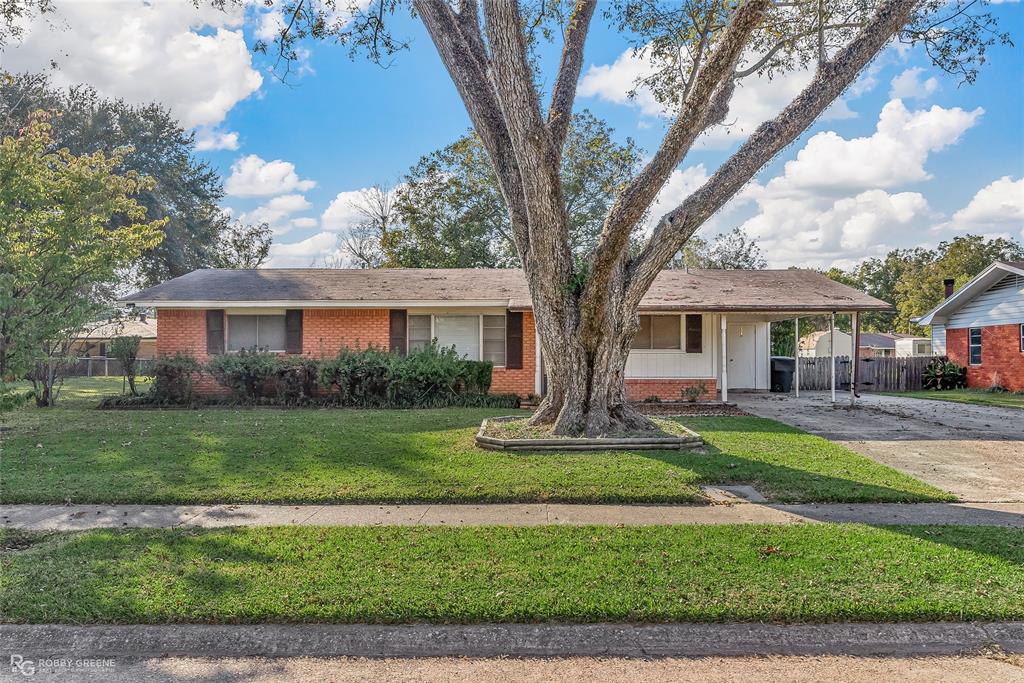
<box><xmin>547</xmin><ymin>0</ymin><xmax>597</xmax><ymax>155</ymax></box>
<box><xmin>626</xmin><ymin>0</ymin><xmax>921</xmax><ymax>307</ymax></box>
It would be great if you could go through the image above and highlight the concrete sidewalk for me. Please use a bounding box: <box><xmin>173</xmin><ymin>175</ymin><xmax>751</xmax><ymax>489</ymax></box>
<box><xmin>4</xmin><ymin>501</ymin><xmax>1024</xmax><ymax>530</ymax></box>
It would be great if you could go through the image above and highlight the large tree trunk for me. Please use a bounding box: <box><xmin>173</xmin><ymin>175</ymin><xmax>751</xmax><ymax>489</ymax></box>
<box><xmin>527</xmin><ymin>270</ymin><xmax>655</xmax><ymax>437</ymax></box>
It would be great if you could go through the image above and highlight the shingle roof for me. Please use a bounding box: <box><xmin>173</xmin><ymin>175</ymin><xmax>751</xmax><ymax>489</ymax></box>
<box><xmin>74</xmin><ymin>317</ymin><xmax>157</xmax><ymax>340</ymax></box>
<box><xmin>121</xmin><ymin>268</ymin><xmax>890</xmax><ymax>312</ymax></box>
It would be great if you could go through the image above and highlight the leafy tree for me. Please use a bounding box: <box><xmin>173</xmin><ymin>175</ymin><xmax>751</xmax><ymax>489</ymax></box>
<box><xmin>110</xmin><ymin>335</ymin><xmax>142</xmax><ymax>396</ymax></box>
<box><xmin>0</xmin><ymin>72</ymin><xmax>265</xmax><ymax>285</ymax></box>
<box><xmin>6</xmin><ymin>1</ymin><xmax>1004</xmax><ymax>434</ymax></box>
<box><xmin>895</xmin><ymin>235</ymin><xmax>1023</xmax><ymax>333</ymax></box>
<box><xmin>388</xmin><ymin>111</ymin><xmax>641</xmax><ymax>268</ymax></box>
<box><xmin>674</xmin><ymin>228</ymin><xmax>767</xmax><ymax>270</ymax></box>
<box><xmin>0</xmin><ymin>114</ymin><xmax>164</xmax><ymax>405</ymax></box>
<box><xmin>213</xmin><ymin>220</ymin><xmax>273</xmax><ymax>269</ymax></box>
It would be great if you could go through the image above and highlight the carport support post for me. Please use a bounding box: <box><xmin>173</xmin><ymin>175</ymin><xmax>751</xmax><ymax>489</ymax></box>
<box><xmin>830</xmin><ymin>312</ymin><xmax>836</xmax><ymax>403</ymax></box>
<box><xmin>850</xmin><ymin>311</ymin><xmax>859</xmax><ymax>407</ymax></box>
<box><xmin>720</xmin><ymin>315</ymin><xmax>728</xmax><ymax>403</ymax></box>
<box><xmin>793</xmin><ymin>317</ymin><xmax>800</xmax><ymax>397</ymax></box>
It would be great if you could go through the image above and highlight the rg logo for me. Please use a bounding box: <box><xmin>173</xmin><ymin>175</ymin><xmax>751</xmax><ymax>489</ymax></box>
<box><xmin>9</xmin><ymin>655</ymin><xmax>35</xmax><ymax>676</ymax></box>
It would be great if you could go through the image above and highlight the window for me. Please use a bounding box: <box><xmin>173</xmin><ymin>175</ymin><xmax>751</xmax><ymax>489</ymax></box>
<box><xmin>227</xmin><ymin>315</ymin><xmax>286</xmax><ymax>351</ymax></box>
<box><xmin>631</xmin><ymin>315</ymin><xmax>681</xmax><ymax>350</ymax></box>
<box><xmin>915</xmin><ymin>341</ymin><xmax>932</xmax><ymax>356</ymax></box>
<box><xmin>434</xmin><ymin>315</ymin><xmax>480</xmax><ymax>360</ymax></box>
<box><xmin>685</xmin><ymin>314</ymin><xmax>703</xmax><ymax>353</ymax></box>
<box><xmin>482</xmin><ymin>315</ymin><xmax>506</xmax><ymax>366</ymax></box>
<box><xmin>968</xmin><ymin>327</ymin><xmax>982</xmax><ymax>365</ymax></box>
<box><xmin>408</xmin><ymin>315</ymin><xmax>432</xmax><ymax>352</ymax></box>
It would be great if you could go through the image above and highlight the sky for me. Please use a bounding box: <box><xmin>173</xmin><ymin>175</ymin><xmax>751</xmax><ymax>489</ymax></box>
<box><xmin>2</xmin><ymin>0</ymin><xmax>1022</xmax><ymax>270</ymax></box>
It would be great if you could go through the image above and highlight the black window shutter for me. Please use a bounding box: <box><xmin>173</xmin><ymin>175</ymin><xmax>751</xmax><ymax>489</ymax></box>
<box><xmin>685</xmin><ymin>314</ymin><xmax>703</xmax><ymax>354</ymax></box>
<box><xmin>285</xmin><ymin>309</ymin><xmax>303</xmax><ymax>354</ymax></box>
<box><xmin>206</xmin><ymin>310</ymin><xmax>225</xmax><ymax>355</ymax></box>
<box><xmin>389</xmin><ymin>309</ymin><xmax>408</xmax><ymax>356</ymax></box>
<box><xmin>506</xmin><ymin>310</ymin><xmax>524</xmax><ymax>369</ymax></box>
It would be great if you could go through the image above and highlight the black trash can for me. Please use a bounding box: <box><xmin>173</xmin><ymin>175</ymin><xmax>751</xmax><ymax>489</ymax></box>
<box><xmin>770</xmin><ymin>356</ymin><xmax>796</xmax><ymax>393</ymax></box>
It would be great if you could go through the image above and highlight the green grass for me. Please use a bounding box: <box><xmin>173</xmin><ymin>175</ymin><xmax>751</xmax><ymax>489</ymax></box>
<box><xmin>882</xmin><ymin>389</ymin><xmax>1024</xmax><ymax>409</ymax></box>
<box><xmin>0</xmin><ymin>377</ymin><xmax>950</xmax><ymax>504</ymax></box>
<box><xmin>2</xmin><ymin>524</ymin><xmax>1022</xmax><ymax>624</ymax></box>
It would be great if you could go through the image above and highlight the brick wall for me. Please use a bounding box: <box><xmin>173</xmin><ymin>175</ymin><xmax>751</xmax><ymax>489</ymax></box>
<box><xmin>301</xmin><ymin>309</ymin><xmax>390</xmax><ymax>357</ymax></box>
<box><xmin>154</xmin><ymin>309</ymin><xmax>225</xmax><ymax>394</ymax></box>
<box><xmin>625</xmin><ymin>378</ymin><xmax>718</xmax><ymax>401</ymax></box>
<box><xmin>490</xmin><ymin>311</ymin><xmax>536</xmax><ymax>396</ymax></box>
<box><xmin>947</xmin><ymin>324</ymin><xmax>1024</xmax><ymax>391</ymax></box>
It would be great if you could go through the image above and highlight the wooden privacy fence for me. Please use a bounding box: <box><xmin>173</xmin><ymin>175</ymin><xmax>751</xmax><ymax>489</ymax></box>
<box><xmin>797</xmin><ymin>356</ymin><xmax>938</xmax><ymax>392</ymax></box>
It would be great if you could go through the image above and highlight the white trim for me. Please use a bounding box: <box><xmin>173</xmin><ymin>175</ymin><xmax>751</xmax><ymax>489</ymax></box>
<box><xmin>534</xmin><ymin>327</ymin><xmax>542</xmax><ymax>396</ymax></box>
<box><xmin>914</xmin><ymin>261</ymin><xmax>1024</xmax><ymax>325</ymax></box>
<box><xmin>720</xmin><ymin>315</ymin><xmax>728</xmax><ymax>403</ymax></box>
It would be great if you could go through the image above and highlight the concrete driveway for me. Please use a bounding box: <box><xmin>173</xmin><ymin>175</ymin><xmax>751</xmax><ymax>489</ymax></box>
<box><xmin>736</xmin><ymin>392</ymin><xmax>1024</xmax><ymax>502</ymax></box>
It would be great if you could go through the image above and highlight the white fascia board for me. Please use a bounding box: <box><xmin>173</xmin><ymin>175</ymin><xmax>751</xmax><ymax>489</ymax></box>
<box><xmin>119</xmin><ymin>299</ymin><xmax>513</xmax><ymax>309</ymax></box>
<box><xmin>913</xmin><ymin>262</ymin><xmax>1023</xmax><ymax>325</ymax></box>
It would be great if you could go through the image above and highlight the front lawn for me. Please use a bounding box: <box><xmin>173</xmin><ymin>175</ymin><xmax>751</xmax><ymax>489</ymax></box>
<box><xmin>882</xmin><ymin>389</ymin><xmax>1024</xmax><ymax>409</ymax></box>
<box><xmin>2</xmin><ymin>524</ymin><xmax>1021</xmax><ymax>623</ymax></box>
<box><xmin>0</xmin><ymin>377</ymin><xmax>949</xmax><ymax>504</ymax></box>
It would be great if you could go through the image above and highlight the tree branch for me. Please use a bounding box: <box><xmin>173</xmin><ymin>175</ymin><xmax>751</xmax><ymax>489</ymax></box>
<box><xmin>626</xmin><ymin>0</ymin><xmax>921</xmax><ymax>307</ymax></box>
<box><xmin>579</xmin><ymin>0</ymin><xmax>770</xmax><ymax>338</ymax></box>
<box><xmin>547</xmin><ymin>0</ymin><xmax>597</xmax><ymax>155</ymax></box>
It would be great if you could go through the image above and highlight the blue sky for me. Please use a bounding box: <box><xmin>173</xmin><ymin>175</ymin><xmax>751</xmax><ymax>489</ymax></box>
<box><xmin>4</xmin><ymin>0</ymin><xmax>1022</xmax><ymax>268</ymax></box>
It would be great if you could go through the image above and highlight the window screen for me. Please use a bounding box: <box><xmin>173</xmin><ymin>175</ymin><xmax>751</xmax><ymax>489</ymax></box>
<box><xmin>969</xmin><ymin>327</ymin><xmax>982</xmax><ymax>365</ymax></box>
<box><xmin>482</xmin><ymin>315</ymin><xmax>506</xmax><ymax>366</ymax></box>
<box><xmin>435</xmin><ymin>315</ymin><xmax>480</xmax><ymax>360</ymax></box>
<box><xmin>651</xmin><ymin>316</ymin><xmax>680</xmax><ymax>349</ymax></box>
<box><xmin>631</xmin><ymin>316</ymin><xmax>652</xmax><ymax>349</ymax></box>
<box><xmin>408</xmin><ymin>315</ymin><xmax>432</xmax><ymax>352</ymax></box>
<box><xmin>227</xmin><ymin>315</ymin><xmax>286</xmax><ymax>351</ymax></box>
<box><xmin>685</xmin><ymin>315</ymin><xmax>703</xmax><ymax>353</ymax></box>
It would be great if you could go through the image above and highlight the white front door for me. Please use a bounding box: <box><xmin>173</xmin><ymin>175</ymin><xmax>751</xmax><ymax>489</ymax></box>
<box><xmin>727</xmin><ymin>323</ymin><xmax>756</xmax><ymax>389</ymax></box>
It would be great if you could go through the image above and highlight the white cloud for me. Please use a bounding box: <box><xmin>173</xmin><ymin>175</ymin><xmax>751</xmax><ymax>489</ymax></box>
<box><xmin>266</xmin><ymin>232</ymin><xmax>340</xmax><ymax>268</ymax></box>
<box><xmin>645</xmin><ymin>165</ymin><xmax>709</xmax><ymax>230</ymax></box>
<box><xmin>579</xmin><ymin>47</ymin><xmax>661</xmax><ymax>115</ymax></box>
<box><xmin>224</xmin><ymin>155</ymin><xmax>317</xmax><ymax>197</ymax></box>
<box><xmin>950</xmin><ymin>176</ymin><xmax>1024</xmax><ymax>233</ymax></box>
<box><xmin>889</xmin><ymin>67</ymin><xmax>939</xmax><ymax>100</ymax></box>
<box><xmin>238</xmin><ymin>194</ymin><xmax>314</xmax><ymax>236</ymax></box>
<box><xmin>774</xmin><ymin>99</ymin><xmax>982</xmax><ymax>192</ymax></box>
<box><xmin>194</xmin><ymin>128</ymin><xmax>240</xmax><ymax>151</ymax></box>
<box><xmin>320</xmin><ymin>189</ymin><xmax>379</xmax><ymax>232</ymax></box>
<box><xmin>728</xmin><ymin>99</ymin><xmax>981</xmax><ymax>267</ymax></box>
<box><xmin>3</xmin><ymin>0</ymin><xmax>262</xmax><ymax>128</ymax></box>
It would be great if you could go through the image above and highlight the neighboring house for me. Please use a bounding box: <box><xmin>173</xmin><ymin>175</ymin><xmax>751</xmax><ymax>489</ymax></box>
<box><xmin>798</xmin><ymin>330</ymin><xmax>929</xmax><ymax>358</ymax></box>
<box><xmin>69</xmin><ymin>315</ymin><xmax>158</xmax><ymax>360</ymax></box>
<box><xmin>120</xmin><ymin>268</ymin><xmax>889</xmax><ymax>401</ymax></box>
<box><xmin>915</xmin><ymin>260</ymin><xmax>1024</xmax><ymax>391</ymax></box>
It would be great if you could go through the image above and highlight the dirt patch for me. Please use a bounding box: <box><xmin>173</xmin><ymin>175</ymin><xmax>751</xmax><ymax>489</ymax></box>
<box><xmin>1</xmin><ymin>530</ymin><xmax>43</xmax><ymax>552</ymax></box>
<box><xmin>635</xmin><ymin>402</ymin><xmax>749</xmax><ymax>417</ymax></box>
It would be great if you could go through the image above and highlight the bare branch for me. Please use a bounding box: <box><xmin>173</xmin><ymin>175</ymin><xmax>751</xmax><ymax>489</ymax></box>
<box><xmin>547</xmin><ymin>0</ymin><xmax>598</xmax><ymax>154</ymax></box>
<box><xmin>627</xmin><ymin>0</ymin><xmax>921</xmax><ymax>307</ymax></box>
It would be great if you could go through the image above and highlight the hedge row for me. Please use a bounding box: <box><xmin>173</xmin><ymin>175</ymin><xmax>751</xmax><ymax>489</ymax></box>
<box><xmin>99</xmin><ymin>344</ymin><xmax>519</xmax><ymax>409</ymax></box>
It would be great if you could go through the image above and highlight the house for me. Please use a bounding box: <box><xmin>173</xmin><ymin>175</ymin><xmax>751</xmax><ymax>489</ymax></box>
<box><xmin>798</xmin><ymin>330</ymin><xmax>932</xmax><ymax>358</ymax></box>
<box><xmin>119</xmin><ymin>268</ymin><xmax>889</xmax><ymax>401</ymax></box>
<box><xmin>915</xmin><ymin>260</ymin><xmax>1024</xmax><ymax>391</ymax></box>
<box><xmin>69</xmin><ymin>315</ymin><xmax>158</xmax><ymax>360</ymax></box>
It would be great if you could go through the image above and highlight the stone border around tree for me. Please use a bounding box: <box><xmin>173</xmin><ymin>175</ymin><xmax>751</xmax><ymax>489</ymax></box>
<box><xmin>476</xmin><ymin>416</ymin><xmax>704</xmax><ymax>451</ymax></box>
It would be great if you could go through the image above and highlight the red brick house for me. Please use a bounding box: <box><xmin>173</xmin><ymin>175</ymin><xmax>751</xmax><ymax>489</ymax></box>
<box><xmin>915</xmin><ymin>260</ymin><xmax>1024</xmax><ymax>391</ymax></box>
<box><xmin>120</xmin><ymin>268</ymin><xmax>888</xmax><ymax>401</ymax></box>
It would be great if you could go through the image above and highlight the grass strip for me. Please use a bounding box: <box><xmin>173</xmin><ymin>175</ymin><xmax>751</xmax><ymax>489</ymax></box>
<box><xmin>2</xmin><ymin>524</ymin><xmax>1020</xmax><ymax>624</ymax></box>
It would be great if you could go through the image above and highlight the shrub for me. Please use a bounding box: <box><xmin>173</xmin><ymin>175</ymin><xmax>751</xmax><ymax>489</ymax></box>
<box><xmin>458</xmin><ymin>360</ymin><xmax>494</xmax><ymax>394</ymax></box>
<box><xmin>320</xmin><ymin>345</ymin><xmax>398</xmax><ymax>407</ymax></box>
<box><xmin>642</xmin><ymin>395</ymin><xmax>662</xmax><ymax>403</ymax></box>
<box><xmin>206</xmin><ymin>350</ymin><xmax>279</xmax><ymax>401</ymax></box>
<box><xmin>681</xmin><ymin>381</ymin><xmax>708</xmax><ymax>403</ymax></box>
<box><xmin>922</xmin><ymin>359</ymin><xmax>967</xmax><ymax>391</ymax></box>
<box><xmin>109</xmin><ymin>335</ymin><xmax>142</xmax><ymax>396</ymax></box>
<box><xmin>150</xmin><ymin>353</ymin><xmax>201</xmax><ymax>404</ymax></box>
<box><xmin>274</xmin><ymin>356</ymin><xmax>320</xmax><ymax>404</ymax></box>
<box><xmin>388</xmin><ymin>343</ymin><xmax>464</xmax><ymax>406</ymax></box>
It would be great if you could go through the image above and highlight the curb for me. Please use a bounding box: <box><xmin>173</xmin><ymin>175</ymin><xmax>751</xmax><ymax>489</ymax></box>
<box><xmin>3</xmin><ymin>622</ymin><xmax>1022</xmax><ymax>659</ymax></box>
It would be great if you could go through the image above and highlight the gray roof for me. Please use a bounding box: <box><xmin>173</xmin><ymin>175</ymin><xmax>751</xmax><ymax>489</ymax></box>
<box><xmin>121</xmin><ymin>268</ymin><xmax>891</xmax><ymax>312</ymax></box>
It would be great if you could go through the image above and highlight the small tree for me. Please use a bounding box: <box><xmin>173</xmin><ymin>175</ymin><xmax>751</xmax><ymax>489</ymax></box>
<box><xmin>0</xmin><ymin>113</ymin><xmax>165</xmax><ymax>405</ymax></box>
<box><xmin>110</xmin><ymin>335</ymin><xmax>142</xmax><ymax>396</ymax></box>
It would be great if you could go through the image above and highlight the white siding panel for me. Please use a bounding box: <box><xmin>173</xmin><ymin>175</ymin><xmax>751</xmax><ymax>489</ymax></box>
<box><xmin>948</xmin><ymin>274</ymin><xmax>1024</xmax><ymax>328</ymax></box>
<box><xmin>625</xmin><ymin>313</ymin><xmax>715</xmax><ymax>378</ymax></box>
<box><xmin>931</xmin><ymin>323</ymin><xmax>947</xmax><ymax>355</ymax></box>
